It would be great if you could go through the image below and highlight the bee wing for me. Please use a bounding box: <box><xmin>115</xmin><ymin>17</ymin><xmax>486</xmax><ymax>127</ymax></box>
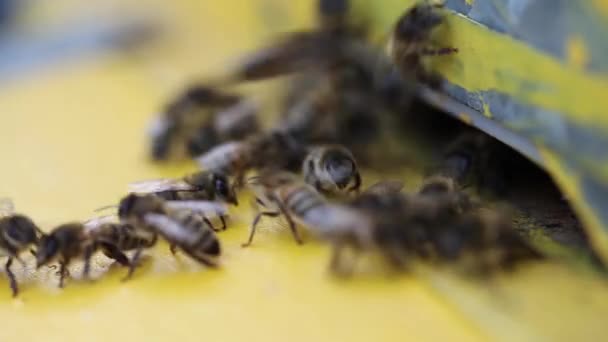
<box><xmin>165</xmin><ymin>201</ymin><xmax>228</xmax><ymax>217</ymax></box>
<box><xmin>128</xmin><ymin>179</ymin><xmax>194</xmax><ymax>194</ymax></box>
<box><xmin>195</xmin><ymin>141</ymin><xmax>243</xmax><ymax>169</ymax></box>
<box><xmin>0</xmin><ymin>197</ymin><xmax>15</xmax><ymax>217</ymax></box>
<box><xmin>147</xmin><ymin>115</ymin><xmax>170</xmax><ymax>138</ymax></box>
<box><xmin>364</xmin><ymin>180</ymin><xmax>404</xmax><ymax>195</ymax></box>
<box><xmin>83</xmin><ymin>215</ymin><xmax>117</xmax><ymax>232</ymax></box>
<box><xmin>143</xmin><ymin>213</ymin><xmax>193</xmax><ymax>244</ymax></box>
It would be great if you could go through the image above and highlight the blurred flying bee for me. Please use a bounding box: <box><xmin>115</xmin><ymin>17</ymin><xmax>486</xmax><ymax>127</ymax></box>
<box><xmin>347</xmin><ymin>181</ymin><xmax>424</xmax><ymax>269</ymax></box>
<box><xmin>352</xmin><ymin>180</ymin><xmax>542</xmax><ymax>272</ymax></box>
<box><xmin>418</xmin><ymin>175</ymin><xmax>472</xmax><ymax>215</ymax></box>
<box><xmin>149</xmin><ymin>85</ymin><xmax>259</xmax><ymax>160</ymax></box>
<box><xmin>118</xmin><ymin>194</ymin><xmax>223</xmax><ymax>270</ymax></box>
<box><xmin>129</xmin><ymin>170</ymin><xmax>238</xmax><ymax>230</ymax></box>
<box><xmin>438</xmin><ymin>131</ymin><xmax>521</xmax><ymax>196</ymax></box>
<box><xmin>303</xmin><ymin>144</ymin><xmax>361</xmax><ymax>196</ymax></box>
<box><xmin>0</xmin><ymin>198</ymin><xmax>42</xmax><ymax>296</ymax></box>
<box><xmin>430</xmin><ymin>208</ymin><xmax>543</xmax><ymax>272</ymax></box>
<box><xmin>195</xmin><ymin>130</ymin><xmax>308</xmax><ymax>181</ymax></box>
<box><xmin>387</xmin><ymin>2</ymin><xmax>458</xmax><ymax>87</ymax></box>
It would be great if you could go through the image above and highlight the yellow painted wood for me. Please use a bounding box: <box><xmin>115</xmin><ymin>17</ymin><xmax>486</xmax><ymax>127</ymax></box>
<box><xmin>352</xmin><ymin>0</ymin><xmax>608</xmax><ymax>263</ymax></box>
<box><xmin>355</xmin><ymin>0</ymin><xmax>608</xmax><ymax>129</ymax></box>
<box><xmin>1</xmin><ymin>1</ymin><xmax>608</xmax><ymax>341</ymax></box>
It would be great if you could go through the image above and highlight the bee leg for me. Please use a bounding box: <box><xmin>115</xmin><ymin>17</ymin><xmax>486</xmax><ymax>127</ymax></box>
<box><xmin>122</xmin><ymin>248</ymin><xmax>143</xmax><ymax>282</ymax></box>
<box><xmin>5</xmin><ymin>258</ymin><xmax>18</xmax><ymax>297</ymax></box>
<box><xmin>203</xmin><ymin>217</ymin><xmax>220</xmax><ymax>233</ymax></box>
<box><xmin>101</xmin><ymin>243</ymin><xmax>130</xmax><ymax>267</ymax></box>
<box><xmin>82</xmin><ymin>245</ymin><xmax>96</xmax><ymax>280</ymax></box>
<box><xmin>58</xmin><ymin>261</ymin><xmax>68</xmax><ymax>288</ymax></box>
<box><xmin>241</xmin><ymin>211</ymin><xmax>280</xmax><ymax>247</ymax></box>
<box><xmin>276</xmin><ymin>200</ymin><xmax>303</xmax><ymax>245</ymax></box>
<box><xmin>421</xmin><ymin>47</ymin><xmax>458</xmax><ymax>56</ymax></box>
<box><xmin>170</xmin><ymin>244</ymin><xmax>178</xmax><ymax>255</ymax></box>
<box><xmin>329</xmin><ymin>243</ymin><xmax>346</xmax><ymax>275</ymax></box>
<box><xmin>14</xmin><ymin>255</ymin><xmax>26</xmax><ymax>268</ymax></box>
<box><xmin>349</xmin><ymin>173</ymin><xmax>362</xmax><ymax>194</ymax></box>
<box><xmin>217</xmin><ymin>213</ymin><xmax>227</xmax><ymax>231</ymax></box>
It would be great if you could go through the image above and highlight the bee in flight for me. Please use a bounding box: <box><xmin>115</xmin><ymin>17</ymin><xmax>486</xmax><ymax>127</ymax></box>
<box><xmin>303</xmin><ymin>144</ymin><xmax>361</xmax><ymax>196</ymax></box>
<box><xmin>0</xmin><ymin>198</ymin><xmax>42</xmax><ymax>296</ymax></box>
<box><xmin>128</xmin><ymin>170</ymin><xmax>238</xmax><ymax>230</ymax></box>
<box><xmin>118</xmin><ymin>194</ymin><xmax>223</xmax><ymax>272</ymax></box>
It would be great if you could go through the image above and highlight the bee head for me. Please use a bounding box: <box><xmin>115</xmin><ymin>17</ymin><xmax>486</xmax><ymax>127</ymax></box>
<box><xmin>118</xmin><ymin>194</ymin><xmax>164</xmax><ymax>220</ymax></box>
<box><xmin>3</xmin><ymin>215</ymin><xmax>40</xmax><ymax>250</ymax></box>
<box><xmin>395</xmin><ymin>4</ymin><xmax>443</xmax><ymax>41</ymax></box>
<box><xmin>324</xmin><ymin>148</ymin><xmax>358</xmax><ymax>190</ymax></box>
<box><xmin>36</xmin><ymin>234</ymin><xmax>59</xmax><ymax>268</ymax></box>
<box><xmin>212</xmin><ymin>173</ymin><xmax>238</xmax><ymax>206</ymax></box>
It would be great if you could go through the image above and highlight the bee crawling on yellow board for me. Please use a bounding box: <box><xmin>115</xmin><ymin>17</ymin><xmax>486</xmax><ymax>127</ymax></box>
<box><xmin>129</xmin><ymin>170</ymin><xmax>239</xmax><ymax>230</ymax></box>
<box><xmin>0</xmin><ymin>198</ymin><xmax>42</xmax><ymax>296</ymax></box>
<box><xmin>35</xmin><ymin>220</ymin><xmax>148</xmax><ymax>288</ymax></box>
<box><xmin>118</xmin><ymin>194</ymin><xmax>223</xmax><ymax>273</ymax></box>
<box><xmin>388</xmin><ymin>1</ymin><xmax>458</xmax><ymax>87</ymax></box>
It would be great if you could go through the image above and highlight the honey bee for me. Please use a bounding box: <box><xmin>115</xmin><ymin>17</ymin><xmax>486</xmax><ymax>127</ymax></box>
<box><xmin>129</xmin><ymin>170</ymin><xmax>238</xmax><ymax>230</ymax></box>
<box><xmin>83</xmin><ymin>216</ymin><xmax>158</xmax><ymax>280</ymax></box>
<box><xmin>149</xmin><ymin>85</ymin><xmax>259</xmax><ymax>160</ymax></box>
<box><xmin>418</xmin><ymin>175</ymin><xmax>472</xmax><ymax>216</ymax></box>
<box><xmin>432</xmin><ymin>131</ymin><xmax>525</xmax><ymax>198</ymax></box>
<box><xmin>35</xmin><ymin>221</ymin><xmax>139</xmax><ymax>288</ymax></box>
<box><xmin>0</xmin><ymin>198</ymin><xmax>42</xmax><ymax>296</ymax></box>
<box><xmin>387</xmin><ymin>2</ymin><xmax>458</xmax><ymax>86</ymax></box>
<box><xmin>243</xmin><ymin>172</ymin><xmax>374</xmax><ymax>270</ymax></box>
<box><xmin>117</xmin><ymin>194</ymin><xmax>222</xmax><ymax>269</ymax></box>
<box><xmin>302</xmin><ymin>144</ymin><xmax>361</xmax><ymax>196</ymax></box>
<box><xmin>195</xmin><ymin>130</ymin><xmax>308</xmax><ymax>180</ymax></box>
<box><xmin>353</xmin><ymin>180</ymin><xmax>541</xmax><ymax>272</ymax></box>
<box><xmin>429</xmin><ymin>208</ymin><xmax>543</xmax><ymax>272</ymax></box>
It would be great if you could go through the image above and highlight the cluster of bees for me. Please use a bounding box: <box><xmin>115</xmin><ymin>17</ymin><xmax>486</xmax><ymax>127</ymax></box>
<box><xmin>0</xmin><ymin>0</ymin><xmax>544</xmax><ymax>297</ymax></box>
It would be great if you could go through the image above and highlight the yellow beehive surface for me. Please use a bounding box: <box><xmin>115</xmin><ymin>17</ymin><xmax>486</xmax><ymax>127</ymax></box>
<box><xmin>1</xmin><ymin>1</ymin><xmax>607</xmax><ymax>341</ymax></box>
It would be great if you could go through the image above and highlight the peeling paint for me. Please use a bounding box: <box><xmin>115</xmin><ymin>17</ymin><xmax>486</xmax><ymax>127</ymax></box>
<box><xmin>592</xmin><ymin>0</ymin><xmax>608</xmax><ymax>18</ymax></box>
<box><xmin>481</xmin><ymin>101</ymin><xmax>492</xmax><ymax>118</ymax></box>
<box><xmin>457</xmin><ymin>112</ymin><xmax>473</xmax><ymax>124</ymax></box>
<box><xmin>357</xmin><ymin>0</ymin><xmax>608</xmax><ymax>264</ymax></box>
<box><xmin>566</xmin><ymin>35</ymin><xmax>589</xmax><ymax>70</ymax></box>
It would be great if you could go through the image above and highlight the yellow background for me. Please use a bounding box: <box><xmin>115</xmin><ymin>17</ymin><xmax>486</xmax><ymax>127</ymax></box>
<box><xmin>1</xmin><ymin>1</ymin><xmax>608</xmax><ymax>341</ymax></box>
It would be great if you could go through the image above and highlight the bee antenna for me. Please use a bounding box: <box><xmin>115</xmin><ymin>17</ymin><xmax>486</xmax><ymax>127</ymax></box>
<box><xmin>94</xmin><ymin>204</ymin><xmax>119</xmax><ymax>213</ymax></box>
